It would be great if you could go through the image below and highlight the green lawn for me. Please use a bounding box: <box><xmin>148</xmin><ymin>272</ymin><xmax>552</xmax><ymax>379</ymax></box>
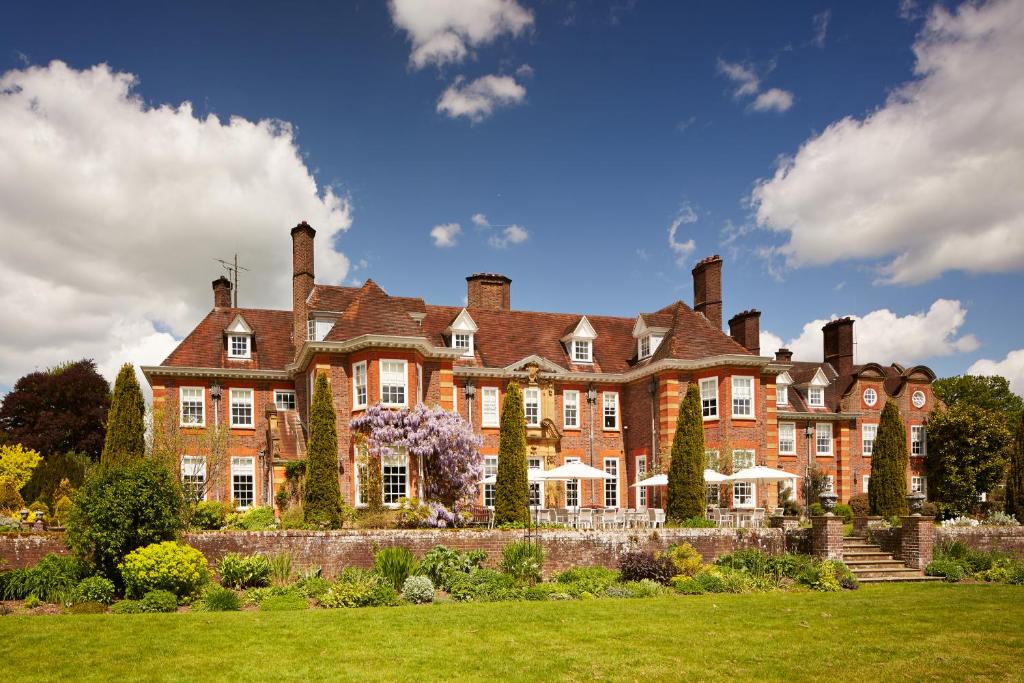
<box><xmin>1</xmin><ymin>584</ymin><xmax>1022</xmax><ymax>682</ymax></box>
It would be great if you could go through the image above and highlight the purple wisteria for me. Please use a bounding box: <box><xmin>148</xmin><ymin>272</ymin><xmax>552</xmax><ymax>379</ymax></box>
<box><xmin>350</xmin><ymin>403</ymin><xmax>484</xmax><ymax>507</ymax></box>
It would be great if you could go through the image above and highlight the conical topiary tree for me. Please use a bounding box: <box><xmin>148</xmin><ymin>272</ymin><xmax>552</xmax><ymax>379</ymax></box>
<box><xmin>494</xmin><ymin>381</ymin><xmax>529</xmax><ymax>526</ymax></box>
<box><xmin>100</xmin><ymin>364</ymin><xmax>146</xmax><ymax>465</ymax></box>
<box><xmin>304</xmin><ymin>372</ymin><xmax>343</xmax><ymax>527</ymax></box>
<box><xmin>666</xmin><ymin>382</ymin><xmax>706</xmax><ymax>522</ymax></box>
<box><xmin>1006</xmin><ymin>413</ymin><xmax>1024</xmax><ymax>524</ymax></box>
<box><xmin>868</xmin><ymin>400</ymin><xmax>909</xmax><ymax>517</ymax></box>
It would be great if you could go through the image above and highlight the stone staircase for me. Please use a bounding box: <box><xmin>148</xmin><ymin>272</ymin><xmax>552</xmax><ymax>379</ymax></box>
<box><xmin>843</xmin><ymin>536</ymin><xmax>939</xmax><ymax>583</ymax></box>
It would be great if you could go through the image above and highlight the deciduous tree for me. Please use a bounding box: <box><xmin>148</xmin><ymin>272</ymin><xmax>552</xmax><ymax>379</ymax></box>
<box><xmin>869</xmin><ymin>401</ymin><xmax>909</xmax><ymax>517</ymax></box>
<box><xmin>666</xmin><ymin>383</ymin><xmax>705</xmax><ymax>523</ymax></box>
<box><xmin>933</xmin><ymin>375</ymin><xmax>1023</xmax><ymax>427</ymax></box>
<box><xmin>494</xmin><ymin>382</ymin><xmax>529</xmax><ymax>526</ymax></box>
<box><xmin>1006</xmin><ymin>413</ymin><xmax>1024</xmax><ymax>523</ymax></box>
<box><xmin>101</xmin><ymin>364</ymin><xmax>146</xmax><ymax>465</ymax></box>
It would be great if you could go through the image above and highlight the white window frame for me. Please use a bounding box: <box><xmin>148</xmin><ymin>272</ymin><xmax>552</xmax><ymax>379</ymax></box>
<box><xmin>452</xmin><ymin>332</ymin><xmax>473</xmax><ymax>357</ymax></box>
<box><xmin>911</xmin><ymin>426</ymin><xmax>926</xmax><ymax>456</ymax></box>
<box><xmin>639</xmin><ymin>335</ymin><xmax>651</xmax><ymax>359</ymax></box>
<box><xmin>778</xmin><ymin>422</ymin><xmax>796</xmax><ymax>455</ymax></box>
<box><xmin>912</xmin><ymin>390</ymin><xmax>926</xmax><ymax>409</ymax></box>
<box><xmin>229</xmin><ymin>388</ymin><xmax>254</xmax><ymax>429</ymax></box>
<box><xmin>636</xmin><ymin>455</ymin><xmax>648</xmax><ymax>508</ymax></box>
<box><xmin>354</xmin><ymin>445</ymin><xmax>368</xmax><ymax>508</ymax></box>
<box><xmin>379</xmin><ymin>359</ymin><xmax>408</xmax><ymax>407</ymax></box>
<box><xmin>563</xmin><ymin>390</ymin><xmax>580</xmax><ymax>430</ymax></box>
<box><xmin>231</xmin><ymin>456</ymin><xmax>255</xmax><ymax>510</ymax></box>
<box><xmin>699</xmin><ymin>377</ymin><xmax>719</xmax><ymax>420</ymax></box>
<box><xmin>227</xmin><ymin>334</ymin><xmax>251</xmax><ymax>359</ymax></box>
<box><xmin>352</xmin><ymin>361</ymin><xmax>367</xmax><ymax>409</ymax></box>
<box><xmin>483</xmin><ymin>455</ymin><xmax>498</xmax><ymax>508</ymax></box>
<box><xmin>815</xmin><ymin>422</ymin><xmax>832</xmax><ymax>456</ymax></box>
<box><xmin>863</xmin><ymin>388</ymin><xmax>878</xmax><ymax>407</ymax></box>
<box><xmin>705</xmin><ymin>449</ymin><xmax>721</xmax><ymax>472</ymax></box>
<box><xmin>912</xmin><ymin>475</ymin><xmax>927</xmax><ymax>494</ymax></box>
<box><xmin>524</xmin><ymin>387</ymin><xmax>541</xmax><ymax>427</ymax></box>
<box><xmin>528</xmin><ymin>457</ymin><xmax>544</xmax><ymax>508</ymax></box>
<box><xmin>307</xmin><ymin>319</ymin><xmax>317</xmax><ymax>342</ymax></box>
<box><xmin>564</xmin><ymin>456</ymin><xmax>581</xmax><ymax>509</ymax></box>
<box><xmin>732</xmin><ymin>449</ymin><xmax>755</xmax><ymax>470</ymax></box>
<box><xmin>603</xmin><ymin>457</ymin><xmax>619</xmax><ymax>509</ymax></box>
<box><xmin>776</xmin><ymin>384</ymin><xmax>788</xmax><ymax>407</ymax></box>
<box><xmin>862</xmin><ymin>475</ymin><xmax>870</xmax><ymax>494</ymax></box>
<box><xmin>733</xmin><ymin>481</ymin><xmax>755</xmax><ymax>509</ymax></box>
<box><xmin>273</xmin><ymin>390</ymin><xmax>296</xmax><ymax>411</ymax></box>
<box><xmin>181</xmin><ymin>455</ymin><xmax>207</xmax><ymax>501</ymax></box>
<box><xmin>179</xmin><ymin>386</ymin><xmax>205</xmax><ymax>427</ymax></box>
<box><xmin>862</xmin><ymin>423</ymin><xmax>878</xmax><ymax>456</ymax></box>
<box><xmin>572</xmin><ymin>339</ymin><xmax>592</xmax><ymax>364</ymax></box>
<box><xmin>481</xmin><ymin>387</ymin><xmax>499</xmax><ymax>428</ymax></box>
<box><xmin>808</xmin><ymin>387</ymin><xmax>825</xmax><ymax>407</ymax></box>
<box><xmin>731</xmin><ymin>375</ymin><xmax>755</xmax><ymax>419</ymax></box>
<box><xmin>382</xmin><ymin>448</ymin><xmax>409</xmax><ymax>507</ymax></box>
<box><xmin>602</xmin><ymin>391</ymin><xmax>619</xmax><ymax>431</ymax></box>
<box><xmin>824</xmin><ymin>475</ymin><xmax>835</xmax><ymax>493</ymax></box>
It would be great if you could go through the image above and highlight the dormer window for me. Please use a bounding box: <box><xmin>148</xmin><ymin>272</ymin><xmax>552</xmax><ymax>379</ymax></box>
<box><xmin>306</xmin><ymin>316</ymin><xmax>336</xmax><ymax>342</ymax></box>
<box><xmin>638</xmin><ymin>334</ymin><xmax>662</xmax><ymax>359</ymax></box>
<box><xmin>808</xmin><ymin>387</ymin><xmax>824</xmax><ymax>407</ymax></box>
<box><xmin>228</xmin><ymin>334</ymin><xmax>250</xmax><ymax>359</ymax></box>
<box><xmin>573</xmin><ymin>339</ymin><xmax>592</xmax><ymax>363</ymax></box>
<box><xmin>776</xmin><ymin>371</ymin><xmax>792</xmax><ymax>407</ymax></box>
<box><xmin>446</xmin><ymin>309</ymin><xmax>478</xmax><ymax>360</ymax></box>
<box><xmin>453</xmin><ymin>332</ymin><xmax>473</xmax><ymax>357</ymax></box>
<box><xmin>632</xmin><ymin>316</ymin><xmax>667</xmax><ymax>361</ymax></box>
<box><xmin>307</xmin><ymin>320</ymin><xmax>316</xmax><ymax>341</ymax></box>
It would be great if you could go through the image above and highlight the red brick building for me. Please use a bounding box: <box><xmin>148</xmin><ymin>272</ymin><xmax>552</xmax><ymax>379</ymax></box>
<box><xmin>142</xmin><ymin>222</ymin><xmax>933</xmax><ymax>512</ymax></box>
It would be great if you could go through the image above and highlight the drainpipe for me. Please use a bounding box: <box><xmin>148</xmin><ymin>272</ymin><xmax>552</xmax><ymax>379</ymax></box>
<box><xmin>648</xmin><ymin>377</ymin><xmax>658</xmax><ymax>508</ymax></box>
<box><xmin>210</xmin><ymin>383</ymin><xmax>222</xmax><ymax>502</ymax></box>
<box><xmin>586</xmin><ymin>384</ymin><xmax>598</xmax><ymax>507</ymax></box>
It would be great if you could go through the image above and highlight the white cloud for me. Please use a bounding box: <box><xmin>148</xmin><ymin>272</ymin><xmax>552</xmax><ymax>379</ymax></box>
<box><xmin>471</xmin><ymin>212</ymin><xmax>490</xmax><ymax>227</ymax></box>
<box><xmin>437</xmin><ymin>74</ymin><xmax>527</xmax><ymax>122</ymax></box>
<box><xmin>717</xmin><ymin>59</ymin><xmax>760</xmax><ymax>97</ymax></box>
<box><xmin>752</xmin><ymin>88</ymin><xmax>794</xmax><ymax>112</ymax></box>
<box><xmin>0</xmin><ymin>61</ymin><xmax>351</xmax><ymax>394</ymax></box>
<box><xmin>752</xmin><ymin>0</ymin><xmax>1024</xmax><ymax>284</ymax></box>
<box><xmin>760</xmin><ymin>299</ymin><xmax>979</xmax><ymax>365</ymax></box>
<box><xmin>515</xmin><ymin>63</ymin><xmax>534</xmax><ymax>79</ymax></box>
<box><xmin>488</xmin><ymin>224</ymin><xmax>529</xmax><ymax>248</ymax></box>
<box><xmin>388</xmin><ymin>0</ymin><xmax>533</xmax><ymax>70</ymax></box>
<box><xmin>969</xmin><ymin>350</ymin><xmax>1024</xmax><ymax>397</ymax></box>
<box><xmin>812</xmin><ymin>10</ymin><xmax>831</xmax><ymax>48</ymax></box>
<box><xmin>668</xmin><ymin>205</ymin><xmax>698</xmax><ymax>265</ymax></box>
<box><xmin>430</xmin><ymin>222</ymin><xmax>462</xmax><ymax>247</ymax></box>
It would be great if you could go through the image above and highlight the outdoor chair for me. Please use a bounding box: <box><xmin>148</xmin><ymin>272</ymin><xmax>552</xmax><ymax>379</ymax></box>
<box><xmin>608</xmin><ymin>509</ymin><xmax>625</xmax><ymax>529</ymax></box>
<box><xmin>717</xmin><ymin>512</ymin><xmax>733</xmax><ymax>528</ymax></box>
<box><xmin>577</xmin><ymin>508</ymin><xmax>594</xmax><ymax>530</ymax></box>
<box><xmin>648</xmin><ymin>508</ymin><xmax>665</xmax><ymax>528</ymax></box>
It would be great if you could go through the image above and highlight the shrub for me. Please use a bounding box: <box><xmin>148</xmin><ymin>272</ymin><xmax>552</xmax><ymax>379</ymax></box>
<box><xmin>65</xmin><ymin>459</ymin><xmax>185</xmax><ymax>580</ymax></box>
<box><xmin>261</xmin><ymin>591</ymin><xmax>309</xmax><ymax>611</ymax></box>
<box><xmin>500</xmin><ymin>541</ymin><xmax>544</xmax><ymax>584</ymax></box>
<box><xmin>304</xmin><ymin>373</ymin><xmax>344</xmax><ymax>527</ymax></box>
<box><xmin>120</xmin><ymin>542</ymin><xmax>209</xmax><ymax>599</ymax></box>
<box><xmin>402</xmin><ymin>575</ymin><xmax>435</xmax><ymax>604</ymax></box>
<box><xmin>926</xmin><ymin>559</ymin><xmax>967</xmax><ymax>582</ymax></box>
<box><xmin>217</xmin><ymin>553</ymin><xmax>272</xmax><ymax>589</ymax></box>
<box><xmin>24</xmin><ymin>595</ymin><xmax>43</xmax><ymax>609</ymax></box>
<box><xmin>622</xmin><ymin>579</ymin><xmax>668</xmax><ymax>598</ymax></box>
<box><xmin>111</xmin><ymin>599</ymin><xmax>142</xmax><ymax>614</ymax></box>
<box><xmin>374</xmin><ymin>547</ymin><xmax>419</xmax><ymax>590</ymax></box>
<box><xmin>672</xmin><ymin>517</ymin><xmax>716</xmax><ymax>528</ymax></box>
<box><xmin>74</xmin><ymin>576</ymin><xmax>115</xmax><ymax>604</ymax></box>
<box><xmin>190</xmin><ymin>501</ymin><xmax>230</xmax><ymax>530</ymax></box>
<box><xmin>200</xmin><ymin>586</ymin><xmax>241</xmax><ymax>611</ymax></box>
<box><xmin>139</xmin><ymin>589</ymin><xmax>178</xmax><ymax>613</ymax></box>
<box><xmin>833</xmin><ymin>503</ymin><xmax>854</xmax><ymax>523</ymax></box>
<box><xmin>268</xmin><ymin>552</ymin><xmax>294</xmax><ymax>585</ymax></box>
<box><xmin>921</xmin><ymin>501</ymin><xmax>938</xmax><ymax>518</ymax></box>
<box><xmin>870</xmin><ymin>401</ymin><xmax>910</xmax><ymax>517</ymax></box>
<box><xmin>0</xmin><ymin>553</ymin><xmax>91</xmax><ymax>602</ymax></box>
<box><xmin>666</xmin><ymin>384</ymin><xmax>706</xmax><ymax>523</ymax></box>
<box><xmin>447</xmin><ymin>569</ymin><xmax>523</xmax><ymax>602</ymax></box>
<box><xmin>319</xmin><ymin>575</ymin><xmax>399</xmax><ymax>608</ymax></box>
<box><xmin>848</xmin><ymin>494</ymin><xmax>869</xmax><ymax>517</ymax></box>
<box><xmin>665</xmin><ymin>543</ymin><xmax>703</xmax><ymax>577</ymax></box>
<box><xmin>242</xmin><ymin>585</ymin><xmax>294</xmax><ymax>606</ymax></box>
<box><xmin>618</xmin><ymin>551</ymin><xmax>675</xmax><ymax>585</ymax></box>
<box><xmin>225</xmin><ymin>506</ymin><xmax>277</xmax><ymax>531</ymax></box>
<box><xmin>280</xmin><ymin>505</ymin><xmax>308</xmax><ymax>530</ymax></box>
<box><xmin>295</xmin><ymin>576</ymin><xmax>332</xmax><ymax>600</ymax></box>
<box><xmin>693</xmin><ymin>569</ymin><xmax>729</xmax><ymax>594</ymax></box>
<box><xmin>101</xmin><ymin>363</ymin><xmax>146</xmax><ymax>465</ymax></box>
<box><xmin>494</xmin><ymin>382</ymin><xmax>529</xmax><ymax>526</ymax></box>
<box><xmin>985</xmin><ymin>511</ymin><xmax>1021</xmax><ymax>526</ymax></box>
<box><xmin>799</xmin><ymin>560</ymin><xmax>858</xmax><ymax>591</ymax></box>
<box><xmin>554</xmin><ymin>567</ymin><xmax>619</xmax><ymax>598</ymax></box>
<box><xmin>809</xmin><ymin>503</ymin><xmax>825</xmax><ymax>517</ymax></box>
<box><xmin>65</xmin><ymin>601</ymin><xmax>107</xmax><ymax>614</ymax></box>
<box><xmin>419</xmin><ymin>545</ymin><xmax>487</xmax><ymax>591</ymax></box>
<box><xmin>524</xmin><ymin>583</ymin><xmax>567</xmax><ymax>601</ymax></box>
<box><xmin>671</xmin><ymin>575</ymin><xmax>705</xmax><ymax>595</ymax></box>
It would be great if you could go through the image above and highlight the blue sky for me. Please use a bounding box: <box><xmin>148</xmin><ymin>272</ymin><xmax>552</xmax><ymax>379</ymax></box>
<box><xmin>1</xmin><ymin>0</ymin><xmax>1022</xmax><ymax>393</ymax></box>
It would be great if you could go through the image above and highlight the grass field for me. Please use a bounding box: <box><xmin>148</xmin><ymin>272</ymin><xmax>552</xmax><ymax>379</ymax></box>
<box><xmin>1</xmin><ymin>584</ymin><xmax>1021</xmax><ymax>682</ymax></box>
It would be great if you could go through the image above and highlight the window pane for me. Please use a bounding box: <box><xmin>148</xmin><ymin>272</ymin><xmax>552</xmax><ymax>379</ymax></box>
<box><xmin>524</xmin><ymin>388</ymin><xmax>540</xmax><ymax>426</ymax></box>
<box><xmin>528</xmin><ymin>458</ymin><xmax>542</xmax><ymax>507</ymax></box>
<box><xmin>484</xmin><ymin>456</ymin><xmax>498</xmax><ymax>507</ymax></box>
<box><xmin>482</xmin><ymin>388</ymin><xmax>499</xmax><ymax>426</ymax></box>
<box><xmin>381</xmin><ymin>360</ymin><xmax>407</xmax><ymax>405</ymax></box>
<box><xmin>353</xmin><ymin>362</ymin><xmax>367</xmax><ymax>407</ymax></box>
<box><xmin>779</xmin><ymin>423</ymin><xmax>795</xmax><ymax>454</ymax></box>
<box><xmin>776</xmin><ymin>385</ymin><xmax>788</xmax><ymax>406</ymax></box>
<box><xmin>181</xmin><ymin>387</ymin><xmax>204</xmax><ymax>425</ymax></box>
<box><xmin>705</xmin><ymin>450</ymin><xmax>720</xmax><ymax>471</ymax></box>
<box><xmin>563</xmin><ymin>391</ymin><xmax>578</xmax><ymax>428</ymax></box>
<box><xmin>700</xmin><ymin>378</ymin><xmax>718</xmax><ymax>418</ymax></box>
<box><xmin>603</xmin><ymin>392</ymin><xmax>618</xmax><ymax>429</ymax></box>
<box><xmin>816</xmin><ymin>423</ymin><xmax>832</xmax><ymax>454</ymax></box>
<box><xmin>274</xmin><ymin>391</ymin><xmax>295</xmax><ymax>410</ymax></box>
<box><xmin>636</xmin><ymin>457</ymin><xmax>647</xmax><ymax>507</ymax></box>
<box><xmin>604</xmin><ymin>458</ymin><xmax>618</xmax><ymax>508</ymax></box>
<box><xmin>732</xmin><ymin>377</ymin><xmax>753</xmax><ymax>417</ymax></box>
<box><xmin>231</xmin><ymin>457</ymin><xmax>254</xmax><ymax>508</ymax></box>
<box><xmin>230</xmin><ymin>389</ymin><xmax>253</xmax><ymax>427</ymax></box>
<box><xmin>863</xmin><ymin>424</ymin><xmax>878</xmax><ymax>454</ymax></box>
<box><xmin>732</xmin><ymin>450</ymin><xmax>754</xmax><ymax>470</ymax></box>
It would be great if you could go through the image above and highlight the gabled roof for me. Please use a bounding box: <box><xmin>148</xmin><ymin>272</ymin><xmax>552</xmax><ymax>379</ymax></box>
<box><xmin>446</xmin><ymin>309</ymin><xmax>478</xmax><ymax>333</ymax></box>
<box><xmin>560</xmin><ymin>316</ymin><xmax>597</xmax><ymax>341</ymax></box>
<box><xmin>225</xmin><ymin>314</ymin><xmax>253</xmax><ymax>334</ymax></box>
<box><xmin>306</xmin><ymin>284</ymin><xmax>360</xmax><ymax>313</ymax></box>
<box><xmin>648</xmin><ymin>301</ymin><xmax>752</xmax><ymax>364</ymax></box>
<box><xmin>633</xmin><ymin>313</ymin><xmax>672</xmax><ymax>337</ymax></box>
<box><xmin>162</xmin><ymin>308</ymin><xmax>294</xmax><ymax>370</ymax></box>
<box><xmin>325</xmin><ymin>280</ymin><xmax>425</xmax><ymax>342</ymax></box>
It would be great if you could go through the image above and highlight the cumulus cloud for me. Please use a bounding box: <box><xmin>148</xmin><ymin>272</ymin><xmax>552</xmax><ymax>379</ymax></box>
<box><xmin>752</xmin><ymin>0</ymin><xmax>1024</xmax><ymax>284</ymax></box>
<box><xmin>717</xmin><ymin>58</ymin><xmax>794</xmax><ymax>113</ymax></box>
<box><xmin>752</xmin><ymin>88</ymin><xmax>794</xmax><ymax>112</ymax></box>
<box><xmin>812</xmin><ymin>10</ymin><xmax>831</xmax><ymax>48</ymax></box>
<box><xmin>668</xmin><ymin>205</ymin><xmax>698</xmax><ymax>265</ymax></box>
<box><xmin>0</xmin><ymin>61</ymin><xmax>351</xmax><ymax>394</ymax></box>
<box><xmin>471</xmin><ymin>213</ymin><xmax>490</xmax><ymax>227</ymax></box>
<box><xmin>388</xmin><ymin>0</ymin><xmax>533</xmax><ymax>70</ymax></box>
<box><xmin>759</xmin><ymin>299</ymin><xmax>979</xmax><ymax>365</ymax></box>
<box><xmin>430</xmin><ymin>222</ymin><xmax>462</xmax><ymax>247</ymax></box>
<box><xmin>969</xmin><ymin>349</ymin><xmax>1024</xmax><ymax>397</ymax></box>
<box><xmin>488</xmin><ymin>224</ymin><xmax>529</xmax><ymax>248</ymax></box>
<box><xmin>437</xmin><ymin>74</ymin><xmax>527</xmax><ymax>122</ymax></box>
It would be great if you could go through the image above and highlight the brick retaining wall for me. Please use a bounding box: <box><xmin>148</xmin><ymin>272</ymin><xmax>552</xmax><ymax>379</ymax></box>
<box><xmin>936</xmin><ymin>527</ymin><xmax>1024</xmax><ymax>555</ymax></box>
<box><xmin>0</xmin><ymin>533</ymin><xmax>69</xmax><ymax>569</ymax></box>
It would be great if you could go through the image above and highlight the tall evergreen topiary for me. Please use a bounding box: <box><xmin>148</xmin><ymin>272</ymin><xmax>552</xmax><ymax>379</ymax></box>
<box><xmin>304</xmin><ymin>372</ymin><xmax>343</xmax><ymax>527</ymax></box>
<box><xmin>868</xmin><ymin>400</ymin><xmax>909</xmax><ymax>517</ymax></box>
<box><xmin>494</xmin><ymin>382</ymin><xmax>529</xmax><ymax>526</ymax></box>
<box><xmin>1002</xmin><ymin>413</ymin><xmax>1024</xmax><ymax>523</ymax></box>
<box><xmin>101</xmin><ymin>364</ymin><xmax>146</xmax><ymax>465</ymax></box>
<box><xmin>666</xmin><ymin>383</ymin><xmax>706</xmax><ymax>522</ymax></box>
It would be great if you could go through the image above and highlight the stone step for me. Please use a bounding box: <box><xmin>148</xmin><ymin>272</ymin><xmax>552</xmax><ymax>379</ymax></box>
<box><xmin>843</xmin><ymin>543</ymin><xmax>879</xmax><ymax>550</ymax></box>
<box><xmin>844</xmin><ymin>560</ymin><xmax>909</xmax><ymax>570</ymax></box>
<box><xmin>850</xmin><ymin>567</ymin><xmax>926</xmax><ymax>579</ymax></box>
<box><xmin>843</xmin><ymin>551</ymin><xmax>892</xmax><ymax>561</ymax></box>
<box><xmin>858</xmin><ymin>575</ymin><xmax>942</xmax><ymax>583</ymax></box>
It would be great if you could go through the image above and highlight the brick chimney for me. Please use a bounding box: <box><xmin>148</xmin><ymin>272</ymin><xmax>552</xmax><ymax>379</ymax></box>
<box><xmin>692</xmin><ymin>255</ymin><xmax>723</xmax><ymax>330</ymax></box>
<box><xmin>291</xmin><ymin>221</ymin><xmax>316</xmax><ymax>351</ymax></box>
<box><xmin>212</xmin><ymin>276</ymin><xmax>232</xmax><ymax>309</ymax></box>
<box><xmin>466</xmin><ymin>273</ymin><xmax>511</xmax><ymax>311</ymax></box>
<box><xmin>728</xmin><ymin>309</ymin><xmax>760</xmax><ymax>354</ymax></box>
<box><xmin>823</xmin><ymin>317</ymin><xmax>855</xmax><ymax>376</ymax></box>
<box><xmin>775</xmin><ymin>348</ymin><xmax>793</xmax><ymax>363</ymax></box>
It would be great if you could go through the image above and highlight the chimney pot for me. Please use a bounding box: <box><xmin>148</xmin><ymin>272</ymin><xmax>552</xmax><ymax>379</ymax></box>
<box><xmin>728</xmin><ymin>309</ymin><xmax>761</xmax><ymax>354</ymax></box>
<box><xmin>692</xmin><ymin>255</ymin><xmax>723</xmax><ymax>330</ymax></box>
<box><xmin>822</xmin><ymin>317</ymin><xmax>855</xmax><ymax>376</ymax></box>
<box><xmin>466</xmin><ymin>273</ymin><xmax>511</xmax><ymax>311</ymax></box>
<box><xmin>212</xmin><ymin>276</ymin><xmax>232</xmax><ymax>309</ymax></box>
<box><xmin>775</xmin><ymin>347</ymin><xmax>793</xmax><ymax>363</ymax></box>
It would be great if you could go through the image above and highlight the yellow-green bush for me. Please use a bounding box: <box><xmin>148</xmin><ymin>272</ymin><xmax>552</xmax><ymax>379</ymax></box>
<box><xmin>119</xmin><ymin>541</ymin><xmax>209</xmax><ymax>598</ymax></box>
<box><xmin>664</xmin><ymin>543</ymin><xmax>703</xmax><ymax>577</ymax></box>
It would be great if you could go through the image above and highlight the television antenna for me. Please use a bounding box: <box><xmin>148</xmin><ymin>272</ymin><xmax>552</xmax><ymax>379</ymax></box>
<box><xmin>214</xmin><ymin>254</ymin><xmax>249</xmax><ymax>308</ymax></box>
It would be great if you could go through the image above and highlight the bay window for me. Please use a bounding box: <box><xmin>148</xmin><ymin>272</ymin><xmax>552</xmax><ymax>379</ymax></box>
<box><xmin>700</xmin><ymin>377</ymin><xmax>718</xmax><ymax>419</ymax></box>
<box><xmin>380</xmin><ymin>359</ymin><xmax>408</xmax><ymax>406</ymax></box>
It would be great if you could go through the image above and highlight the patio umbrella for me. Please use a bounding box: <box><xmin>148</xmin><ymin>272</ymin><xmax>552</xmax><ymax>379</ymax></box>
<box><xmin>536</xmin><ymin>461</ymin><xmax>614</xmax><ymax>481</ymax></box>
<box><xmin>727</xmin><ymin>466</ymin><xmax>800</xmax><ymax>482</ymax></box>
<box><xmin>478</xmin><ymin>469</ymin><xmax>548</xmax><ymax>485</ymax></box>
<box><xmin>631</xmin><ymin>470</ymin><xmax>727</xmax><ymax>487</ymax></box>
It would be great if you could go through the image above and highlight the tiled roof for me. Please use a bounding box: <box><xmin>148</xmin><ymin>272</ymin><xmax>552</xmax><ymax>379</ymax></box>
<box><xmin>649</xmin><ymin>302</ymin><xmax>751</xmax><ymax>363</ymax></box>
<box><xmin>325</xmin><ymin>280</ymin><xmax>424</xmax><ymax>342</ymax></box>
<box><xmin>307</xmin><ymin>284</ymin><xmax>360</xmax><ymax>312</ymax></box>
<box><xmin>162</xmin><ymin>308</ymin><xmax>294</xmax><ymax>370</ymax></box>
